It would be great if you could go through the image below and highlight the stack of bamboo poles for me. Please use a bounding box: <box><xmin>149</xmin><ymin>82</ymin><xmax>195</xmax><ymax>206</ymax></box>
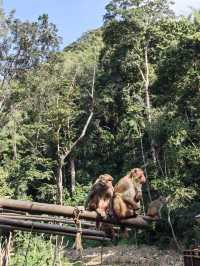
<box><xmin>0</xmin><ymin>208</ymin><xmax>110</xmax><ymax>241</ymax></box>
<box><xmin>0</xmin><ymin>198</ymin><xmax>152</xmax><ymax>241</ymax></box>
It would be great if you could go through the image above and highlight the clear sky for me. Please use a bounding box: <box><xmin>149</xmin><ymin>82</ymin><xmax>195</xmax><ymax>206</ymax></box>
<box><xmin>3</xmin><ymin>0</ymin><xmax>200</xmax><ymax>49</ymax></box>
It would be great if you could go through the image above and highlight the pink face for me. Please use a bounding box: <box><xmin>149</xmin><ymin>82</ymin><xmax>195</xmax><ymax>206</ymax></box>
<box><xmin>101</xmin><ymin>175</ymin><xmax>113</xmax><ymax>187</ymax></box>
<box><xmin>105</xmin><ymin>178</ymin><xmax>114</xmax><ymax>195</ymax></box>
<box><xmin>99</xmin><ymin>174</ymin><xmax>114</xmax><ymax>195</ymax></box>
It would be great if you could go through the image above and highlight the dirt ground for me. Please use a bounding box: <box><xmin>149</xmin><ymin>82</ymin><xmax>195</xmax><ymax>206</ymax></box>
<box><xmin>65</xmin><ymin>244</ymin><xmax>183</xmax><ymax>266</ymax></box>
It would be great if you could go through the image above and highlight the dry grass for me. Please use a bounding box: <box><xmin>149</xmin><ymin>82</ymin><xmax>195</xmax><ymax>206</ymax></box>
<box><xmin>64</xmin><ymin>244</ymin><xmax>183</xmax><ymax>266</ymax></box>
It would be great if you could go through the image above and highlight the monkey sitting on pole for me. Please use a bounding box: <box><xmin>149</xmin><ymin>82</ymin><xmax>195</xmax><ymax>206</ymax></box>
<box><xmin>112</xmin><ymin>168</ymin><xmax>146</xmax><ymax>219</ymax></box>
<box><xmin>85</xmin><ymin>174</ymin><xmax>114</xmax><ymax>218</ymax></box>
<box><xmin>85</xmin><ymin>174</ymin><xmax>115</xmax><ymax>238</ymax></box>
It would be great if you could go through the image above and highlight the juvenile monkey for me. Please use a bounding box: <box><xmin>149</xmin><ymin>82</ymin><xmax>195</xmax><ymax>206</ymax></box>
<box><xmin>147</xmin><ymin>196</ymin><xmax>169</xmax><ymax>219</ymax></box>
<box><xmin>112</xmin><ymin>168</ymin><xmax>146</xmax><ymax>219</ymax></box>
<box><xmin>85</xmin><ymin>174</ymin><xmax>114</xmax><ymax>218</ymax></box>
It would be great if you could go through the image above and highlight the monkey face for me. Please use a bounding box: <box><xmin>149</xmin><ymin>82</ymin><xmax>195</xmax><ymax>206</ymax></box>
<box><xmin>99</xmin><ymin>174</ymin><xmax>113</xmax><ymax>187</ymax></box>
<box><xmin>95</xmin><ymin>175</ymin><xmax>114</xmax><ymax>197</ymax></box>
<box><xmin>130</xmin><ymin>168</ymin><xmax>146</xmax><ymax>184</ymax></box>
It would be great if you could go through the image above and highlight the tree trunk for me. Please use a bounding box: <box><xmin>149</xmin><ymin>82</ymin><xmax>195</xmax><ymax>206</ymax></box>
<box><xmin>144</xmin><ymin>46</ymin><xmax>156</xmax><ymax>163</ymax></box>
<box><xmin>11</xmin><ymin>107</ymin><xmax>17</xmax><ymax>161</ymax></box>
<box><xmin>12</xmin><ymin>122</ymin><xmax>17</xmax><ymax>161</ymax></box>
<box><xmin>57</xmin><ymin>157</ymin><xmax>64</xmax><ymax>205</ymax></box>
<box><xmin>70</xmin><ymin>158</ymin><xmax>76</xmax><ymax>195</ymax></box>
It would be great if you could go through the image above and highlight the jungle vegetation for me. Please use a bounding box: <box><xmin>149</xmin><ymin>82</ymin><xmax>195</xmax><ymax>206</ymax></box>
<box><xmin>0</xmin><ymin>0</ymin><xmax>200</xmax><ymax>264</ymax></box>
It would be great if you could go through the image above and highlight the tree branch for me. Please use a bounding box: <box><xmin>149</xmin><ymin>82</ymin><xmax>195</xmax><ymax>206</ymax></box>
<box><xmin>135</xmin><ymin>62</ymin><xmax>146</xmax><ymax>83</ymax></box>
<box><xmin>62</xmin><ymin>62</ymin><xmax>96</xmax><ymax>160</ymax></box>
<box><xmin>63</xmin><ymin>111</ymin><xmax>93</xmax><ymax>159</ymax></box>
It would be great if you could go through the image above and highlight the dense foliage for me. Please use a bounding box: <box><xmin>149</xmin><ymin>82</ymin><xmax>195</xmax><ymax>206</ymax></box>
<box><xmin>0</xmin><ymin>0</ymin><xmax>200</xmax><ymax>264</ymax></box>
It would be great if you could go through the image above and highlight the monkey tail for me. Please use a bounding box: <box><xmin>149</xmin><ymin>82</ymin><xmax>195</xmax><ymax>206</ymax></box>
<box><xmin>112</xmin><ymin>193</ymin><xmax>127</xmax><ymax>218</ymax></box>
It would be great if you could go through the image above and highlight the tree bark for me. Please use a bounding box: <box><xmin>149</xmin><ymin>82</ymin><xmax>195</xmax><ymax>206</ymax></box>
<box><xmin>57</xmin><ymin>156</ymin><xmax>64</xmax><ymax>205</ymax></box>
<box><xmin>11</xmin><ymin>106</ymin><xmax>17</xmax><ymax>161</ymax></box>
<box><xmin>144</xmin><ymin>46</ymin><xmax>151</xmax><ymax>124</ymax></box>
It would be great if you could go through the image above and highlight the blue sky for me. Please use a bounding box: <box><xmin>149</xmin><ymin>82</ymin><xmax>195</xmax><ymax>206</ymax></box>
<box><xmin>3</xmin><ymin>0</ymin><xmax>200</xmax><ymax>49</ymax></box>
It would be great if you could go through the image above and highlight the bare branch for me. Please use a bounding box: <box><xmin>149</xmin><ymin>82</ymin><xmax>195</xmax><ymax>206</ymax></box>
<box><xmin>135</xmin><ymin>62</ymin><xmax>146</xmax><ymax>83</ymax></box>
<box><xmin>61</xmin><ymin>62</ymin><xmax>96</xmax><ymax>160</ymax></box>
<box><xmin>63</xmin><ymin>111</ymin><xmax>94</xmax><ymax>159</ymax></box>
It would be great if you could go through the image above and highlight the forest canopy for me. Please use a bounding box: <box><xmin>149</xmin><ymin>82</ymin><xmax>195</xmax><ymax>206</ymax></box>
<box><xmin>0</xmin><ymin>0</ymin><xmax>200</xmax><ymax>258</ymax></box>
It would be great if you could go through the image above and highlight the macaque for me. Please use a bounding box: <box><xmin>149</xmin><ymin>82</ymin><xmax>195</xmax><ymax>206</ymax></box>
<box><xmin>112</xmin><ymin>168</ymin><xmax>146</xmax><ymax>219</ymax></box>
<box><xmin>147</xmin><ymin>196</ymin><xmax>169</xmax><ymax>219</ymax></box>
<box><xmin>85</xmin><ymin>174</ymin><xmax>114</xmax><ymax>218</ymax></box>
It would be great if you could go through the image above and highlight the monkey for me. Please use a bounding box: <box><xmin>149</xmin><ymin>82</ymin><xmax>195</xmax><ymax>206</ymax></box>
<box><xmin>85</xmin><ymin>174</ymin><xmax>114</xmax><ymax>218</ymax></box>
<box><xmin>147</xmin><ymin>196</ymin><xmax>169</xmax><ymax>219</ymax></box>
<box><xmin>85</xmin><ymin>174</ymin><xmax>115</xmax><ymax>236</ymax></box>
<box><xmin>112</xmin><ymin>168</ymin><xmax>146</xmax><ymax>219</ymax></box>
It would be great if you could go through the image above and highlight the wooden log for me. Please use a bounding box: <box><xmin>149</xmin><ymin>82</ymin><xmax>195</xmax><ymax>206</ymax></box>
<box><xmin>0</xmin><ymin>199</ymin><xmax>151</xmax><ymax>228</ymax></box>
<box><xmin>0</xmin><ymin>225</ymin><xmax>111</xmax><ymax>241</ymax></box>
<box><xmin>0</xmin><ymin>217</ymin><xmax>109</xmax><ymax>238</ymax></box>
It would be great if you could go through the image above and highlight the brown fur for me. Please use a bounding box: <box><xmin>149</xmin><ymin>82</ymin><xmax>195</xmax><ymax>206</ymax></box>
<box><xmin>85</xmin><ymin>174</ymin><xmax>114</xmax><ymax>218</ymax></box>
<box><xmin>147</xmin><ymin>196</ymin><xmax>169</xmax><ymax>219</ymax></box>
<box><xmin>112</xmin><ymin>168</ymin><xmax>146</xmax><ymax>219</ymax></box>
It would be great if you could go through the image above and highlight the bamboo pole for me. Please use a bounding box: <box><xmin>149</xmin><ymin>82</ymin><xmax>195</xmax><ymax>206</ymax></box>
<box><xmin>0</xmin><ymin>225</ymin><xmax>110</xmax><ymax>241</ymax></box>
<box><xmin>0</xmin><ymin>214</ymin><xmax>133</xmax><ymax>232</ymax></box>
<box><xmin>0</xmin><ymin>199</ymin><xmax>151</xmax><ymax>228</ymax></box>
<box><xmin>0</xmin><ymin>214</ymin><xmax>95</xmax><ymax>227</ymax></box>
<box><xmin>0</xmin><ymin>217</ymin><xmax>109</xmax><ymax>238</ymax></box>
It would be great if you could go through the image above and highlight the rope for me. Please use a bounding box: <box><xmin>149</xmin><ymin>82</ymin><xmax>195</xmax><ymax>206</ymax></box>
<box><xmin>72</xmin><ymin>207</ymin><xmax>83</xmax><ymax>258</ymax></box>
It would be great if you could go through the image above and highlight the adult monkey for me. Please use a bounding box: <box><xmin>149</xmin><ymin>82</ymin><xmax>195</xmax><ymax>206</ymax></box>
<box><xmin>85</xmin><ymin>174</ymin><xmax>116</xmax><ymax>239</ymax></box>
<box><xmin>112</xmin><ymin>168</ymin><xmax>146</xmax><ymax>219</ymax></box>
<box><xmin>85</xmin><ymin>174</ymin><xmax>114</xmax><ymax>218</ymax></box>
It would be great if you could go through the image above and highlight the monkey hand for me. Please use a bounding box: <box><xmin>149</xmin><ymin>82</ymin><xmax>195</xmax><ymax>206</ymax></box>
<box><xmin>96</xmin><ymin>208</ymin><xmax>107</xmax><ymax>219</ymax></box>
